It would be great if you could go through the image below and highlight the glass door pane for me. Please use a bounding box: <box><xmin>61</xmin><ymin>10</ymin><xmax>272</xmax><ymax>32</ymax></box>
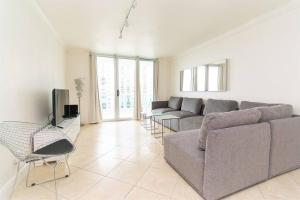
<box><xmin>97</xmin><ymin>57</ymin><xmax>115</xmax><ymax>120</ymax></box>
<box><xmin>139</xmin><ymin>60</ymin><xmax>154</xmax><ymax>113</ymax></box>
<box><xmin>118</xmin><ymin>59</ymin><xmax>136</xmax><ymax>119</ymax></box>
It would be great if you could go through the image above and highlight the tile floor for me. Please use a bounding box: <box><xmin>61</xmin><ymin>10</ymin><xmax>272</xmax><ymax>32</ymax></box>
<box><xmin>12</xmin><ymin>121</ymin><xmax>300</xmax><ymax>200</ymax></box>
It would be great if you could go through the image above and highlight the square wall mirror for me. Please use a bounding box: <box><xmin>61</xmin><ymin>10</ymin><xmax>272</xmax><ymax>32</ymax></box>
<box><xmin>180</xmin><ymin>59</ymin><xmax>228</xmax><ymax>92</ymax></box>
<box><xmin>196</xmin><ymin>65</ymin><xmax>206</xmax><ymax>91</ymax></box>
<box><xmin>207</xmin><ymin>60</ymin><xmax>227</xmax><ymax>92</ymax></box>
<box><xmin>180</xmin><ymin>68</ymin><xmax>193</xmax><ymax>92</ymax></box>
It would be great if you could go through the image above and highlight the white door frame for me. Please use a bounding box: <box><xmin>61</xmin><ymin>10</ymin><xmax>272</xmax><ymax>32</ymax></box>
<box><xmin>97</xmin><ymin>54</ymin><xmax>154</xmax><ymax>121</ymax></box>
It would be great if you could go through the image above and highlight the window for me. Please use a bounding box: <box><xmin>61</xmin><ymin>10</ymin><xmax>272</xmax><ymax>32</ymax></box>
<box><xmin>97</xmin><ymin>57</ymin><xmax>115</xmax><ymax>120</ymax></box>
<box><xmin>96</xmin><ymin>55</ymin><xmax>154</xmax><ymax>120</ymax></box>
<box><xmin>139</xmin><ymin>60</ymin><xmax>154</xmax><ymax>113</ymax></box>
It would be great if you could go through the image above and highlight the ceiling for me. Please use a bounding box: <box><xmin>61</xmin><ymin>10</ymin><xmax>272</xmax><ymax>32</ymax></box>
<box><xmin>36</xmin><ymin>0</ymin><xmax>291</xmax><ymax>58</ymax></box>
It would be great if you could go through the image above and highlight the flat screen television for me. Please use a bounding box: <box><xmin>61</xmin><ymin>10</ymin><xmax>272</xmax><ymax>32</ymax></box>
<box><xmin>52</xmin><ymin>89</ymin><xmax>69</xmax><ymax>126</ymax></box>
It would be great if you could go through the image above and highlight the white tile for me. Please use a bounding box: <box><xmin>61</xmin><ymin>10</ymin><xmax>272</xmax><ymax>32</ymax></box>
<box><xmin>104</xmin><ymin>146</ymin><xmax>135</xmax><ymax>159</ymax></box>
<box><xmin>137</xmin><ymin>167</ymin><xmax>178</xmax><ymax>196</ymax></box>
<box><xmin>125</xmin><ymin>187</ymin><xmax>169</xmax><ymax>200</ymax></box>
<box><xmin>43</xmin><ymin>168</ymin><xmax>103</xmax><ymax>199</ymax></box>
<box><xmin>224</xmin><ymin>186</ymin><xmax>264</xmax><ymax>200</ymax></box>
<box><xmin>12</xmin><ymin>184</ymin><xmax>65</xmax><ymax>200</ymax></box>
<box><xmin>84</xmin><ymin>155</ymin><xmax>123</xmax><ymax>175</ymax></box>
<box><xmin>107</xmin><ymin>161</ymin><xmax>149</xmax><ymax>184</ymax></box>
<box><xmin>258</xmin><ymin>173</ymin><xmax>300</xmax><ymax>199</ymax></box>
<box><xmin>78</xmin><ymin>177</ymin><xmax>133</xmax><ymax>200</ymax></box>
<box><xmin>171</xmin><ymin>178</ymin><xmax>204</xmax><ymax>200</ymax></box>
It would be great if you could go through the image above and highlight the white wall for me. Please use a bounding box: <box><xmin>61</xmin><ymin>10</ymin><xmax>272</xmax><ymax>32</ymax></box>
<box><xmin>157</xmin><ymin>58</ymin><xmax>172</xmax><ymax>101</ymax></box>
<box><xmin>65</xmin><ymin>48</ymin><xmax>90</xmax><ymax>124</ymax></box>
<box><xmin>0</xmin><ymin>0</ymin><xmax>65</xmax><ymax>198</ymax></box>
<box><xmin>170</xmin><ymin>2</ymin><xmax>300</xmax><ymax>113</ymax></box>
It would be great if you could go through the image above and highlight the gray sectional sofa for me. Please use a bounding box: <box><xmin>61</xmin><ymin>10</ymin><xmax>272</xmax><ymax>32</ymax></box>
<box><xmin>152</xmin><ymin>97</ymin><xmax>238</xmax><ymax>131</ymax></box>
<box><xmin>163</xmin><ymin>100</ymin><xmax>300</xmax><ymax>200</ymax></box>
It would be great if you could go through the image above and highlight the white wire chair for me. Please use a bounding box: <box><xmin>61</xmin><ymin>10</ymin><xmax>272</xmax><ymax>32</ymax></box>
<box><xmin>0</xmin><ymin>121</ymin><xmax>75</xmax><ymax>200</ymax></box>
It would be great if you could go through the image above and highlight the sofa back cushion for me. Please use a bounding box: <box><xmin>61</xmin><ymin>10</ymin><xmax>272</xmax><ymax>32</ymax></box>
<box><xmin>203</xmin><ymin>99</ymin><xmax>238</xmax><ymax>115</ymax></box>
<box><xmin>198</xmin><ymin>109</ymin><xmax>261</xmax><ymax>150</ymax></box>
<box><xmin>168</xmin><ymin>96</ymin><xmax>183</xmax><ymax>110</ymax></box>
<box><xmin>240</xmin><ymin>101</ymin><xmax>278</xmax><ymax>110</ymax></box>
<box><xmin>256</xmin><ymin>104</ymin><xmax>293</xmax><ymax>122</ymax></box>
<box><xmin>181</xmin><ymin>98</ymin><xmax>203</xmax><ymax>114</ymax></box>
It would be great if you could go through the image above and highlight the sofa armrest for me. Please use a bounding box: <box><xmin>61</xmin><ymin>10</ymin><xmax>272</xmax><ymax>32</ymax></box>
<box><xmin>152</xmin><ymin>101</ymin><xmax>168</xmax><ymax>110</ymax></box>
<box><xmin>269</xmin><ymin>117</ymin><xmax>300</xmax><ymax>177</ymax></box>
<box><xmin>203</xmin><ymin>123</ymin><xmax>271</xmax><ymax>200</ymax></box>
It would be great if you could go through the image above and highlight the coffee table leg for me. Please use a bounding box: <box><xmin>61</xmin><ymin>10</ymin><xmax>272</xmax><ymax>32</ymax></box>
<box><xmin>162</xmin><ymin>120</ymin><xmax>164</xmax><ymax>145</ymax></box>
<box><xmin>150</xmin><ymin>116</ymin><xmax>152</xmax><ymax>135</ymax></box>
<box><xmin>154</xmin><ymin>116</ymin><xmax>156</xmax><ymax>135</ymax></box>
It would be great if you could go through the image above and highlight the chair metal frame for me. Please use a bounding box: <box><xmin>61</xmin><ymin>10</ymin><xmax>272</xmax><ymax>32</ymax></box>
<box><xmin>1</xmin><ymin>121</ymin><xmax>75</xmax><ymax>200</ymax></box>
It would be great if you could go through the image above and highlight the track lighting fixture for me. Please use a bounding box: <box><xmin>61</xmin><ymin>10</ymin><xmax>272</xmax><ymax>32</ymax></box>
<box><xmin>119</xmin><ymin>0</ymin><xmax>137</xmax><ymax>39</ymax></box>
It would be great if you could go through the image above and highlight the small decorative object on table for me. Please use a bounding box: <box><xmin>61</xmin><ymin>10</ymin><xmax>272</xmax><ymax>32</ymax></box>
<box><xmin>74</xmin><ymin>78</ymin><xmax>84</xmax><ymax>114</ymax></box>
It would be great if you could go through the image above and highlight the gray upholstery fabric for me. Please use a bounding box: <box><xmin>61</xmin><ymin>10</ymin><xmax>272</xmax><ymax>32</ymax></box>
<box><xmin>269</xmin><ymin>117</ymin><xmax>300</xmax><ymax>177</ymax></box>
<box><xmin>164</xmin><ymin>130</ymin><xmax>205</xmax><ymax>194</ymax></box>
<box><xmin>198</xmin><ymin>109</ymin><xmax>261</xmax><ymax>150</ymax></box>
<box><xmin>181</xmin><ymin>116</ymin><xmax>204</xmax><ymax>131</ymax></box>
<box><xmin>152</xmin><ymin>108</ymin><xmax>176</xmax><ymax>115</ymax></box>
<box><xmin>256</xmin><ymin>104</ymin><xmax>293</xmax><ymax>122</ymax></box>
<box><xmin>181</xmin><ymin>98</ymin><xmax>203</xmax><ymax>114</ymax></box>
<box><xmin>160</xmin><ymin>115</ymin><xmax>204</xmax><ymax>132</ymax></box>
<box><xmin>239</xmin><ymin>101</ymin><xmax>278</xmax><ymax>110</ymax></box>
<box><xmin>168</xmin><ymin>96</ymin><xmax>183</xmax><ymax>110</ymax></box>
<box><xmin>203</xmin><ymin>123</ymin><xmax>271</xmax><ymax>200</ymax></box>
<box><xmin>203</xmin><ymin>99</ymin><xmax>238</xmax><ymax>115</ymax></box>
<box><xmin>152</xmin><ymin>101</ymin><xmax>168</xmax><ymax>110</ymax></box>
<box><xmin>165</xmin><ymin>111</ymin><xmax>197</xmax><ymax>119</ymax></box>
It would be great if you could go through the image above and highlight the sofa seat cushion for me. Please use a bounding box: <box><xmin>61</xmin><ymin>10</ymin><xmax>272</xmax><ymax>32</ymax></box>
<box><xmin>161</xmin><ymin>115</ymin><xmax>204</xmax><ymax>132</ymax></box>
<box><xmin>203</xmin><ymin>99</ymin><xmax>238</xmax><ymax>115</ymax></box>
<box><xmin>152</xmin><ymin>108</ymin><xmax>176</xmax><ymax>115</ymax></box>
<box><xmin>164</xmin><ymin>110</ymin><xmax>198</xmax><ymax>119</ymax></box>
<box><xmin>168</xmin><ymin>96</ymin><xmax>183</xmax><ymax>110</ymax></box>
<box><xmin>240</xmin><ymin>101</ymin><xmax>278</xmax><ymax>110</ymax></box>
<box><xmin>256</xmin><ymin>104</ymin><xmax>293</xmax><ymax>122</ymax></box>
<box><xmin>164</xmin><ymin>130</ymin><xmax>205</xmax><ymax>193</ymax></box>
<box><xmin>181</xmin><ymin>98</ymin><xmax>203</xmax><ymax>114</ymax></box>
<box><xmin>198</xmin><ymin>109</ymin><xmax>261</xmax><ymax>150</ymax></box>
<box><xmin>180</xmin><ymin>116</ymin><xmax>205</xmax><ymax>131</ymax></box>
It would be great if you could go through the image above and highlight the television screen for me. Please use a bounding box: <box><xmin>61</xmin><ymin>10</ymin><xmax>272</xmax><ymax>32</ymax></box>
<box><xmin>52</xmin><ymin>89</ymin><xmax>69</xmax><ymax>126</ymax></box>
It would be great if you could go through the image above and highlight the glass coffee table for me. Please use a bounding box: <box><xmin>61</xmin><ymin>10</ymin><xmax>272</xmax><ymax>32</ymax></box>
<box><xmin>153</xmin><ymin>114</ymin><xmax>180</xmax><ymax>144</ymax></box>
<box><xmin>140</xmin><ymin>112</ymin><xmax>152</xmax><ymax>130</ymax></box>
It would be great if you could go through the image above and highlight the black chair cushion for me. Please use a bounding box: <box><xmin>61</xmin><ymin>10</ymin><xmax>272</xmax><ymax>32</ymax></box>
<box><xmin>34</xmin><ymin>139</ymin><xmax>74</xmax><ymax>155</ymax></box>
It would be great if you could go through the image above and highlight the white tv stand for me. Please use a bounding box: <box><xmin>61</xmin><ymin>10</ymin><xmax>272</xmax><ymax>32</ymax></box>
<box><xmin>55</xmin><ymin>116</ymin><xmax>81</xmax><ymax>143</ymax></box>
<box><xmin>34</xmin><ymin>115</ymin><xmax>80</xmax><ymax>165</ymax></box>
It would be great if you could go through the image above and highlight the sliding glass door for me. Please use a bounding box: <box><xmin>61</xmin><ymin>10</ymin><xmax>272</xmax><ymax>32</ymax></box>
<box><xmin>139</xmin><ymin>60</ymin><xmax>154</xmax><ymax>113</ymax></box>
<box><xmin>97</xmin><ymin>56</ymin><xmax>153</xmax><ymax>121</ymax></box>
<box><xmin>118</xmin><ymin>58</ymin><xmax>136</xmax><ymax>119</ymax></box>
<box><xmin>97</xmin><ymin>57</ymin><xmax>115</xmax><ymax>120</ymax></box>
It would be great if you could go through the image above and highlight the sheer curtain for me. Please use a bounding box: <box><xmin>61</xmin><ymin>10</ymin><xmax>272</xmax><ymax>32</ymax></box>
<box><xmin>153</xmin><ymin>59</ymin><xmax>159</xmax><ymax>101</ymax></box>
<box><xmin>134</xmin><ymin>59</ymin><xmax>142</xmax><ymax>120</ymax></box>
<box><xmin>89</xmin><ymin>53</ymin><xmax>102</xmax><ymax>123</ymax></box>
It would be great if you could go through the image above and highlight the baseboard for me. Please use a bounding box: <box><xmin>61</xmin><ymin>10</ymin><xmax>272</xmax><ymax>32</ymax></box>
<box><xmin>0</xmin><ymin>164</ymin><xmax>28</xmax><ymax>200</ymax></box>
